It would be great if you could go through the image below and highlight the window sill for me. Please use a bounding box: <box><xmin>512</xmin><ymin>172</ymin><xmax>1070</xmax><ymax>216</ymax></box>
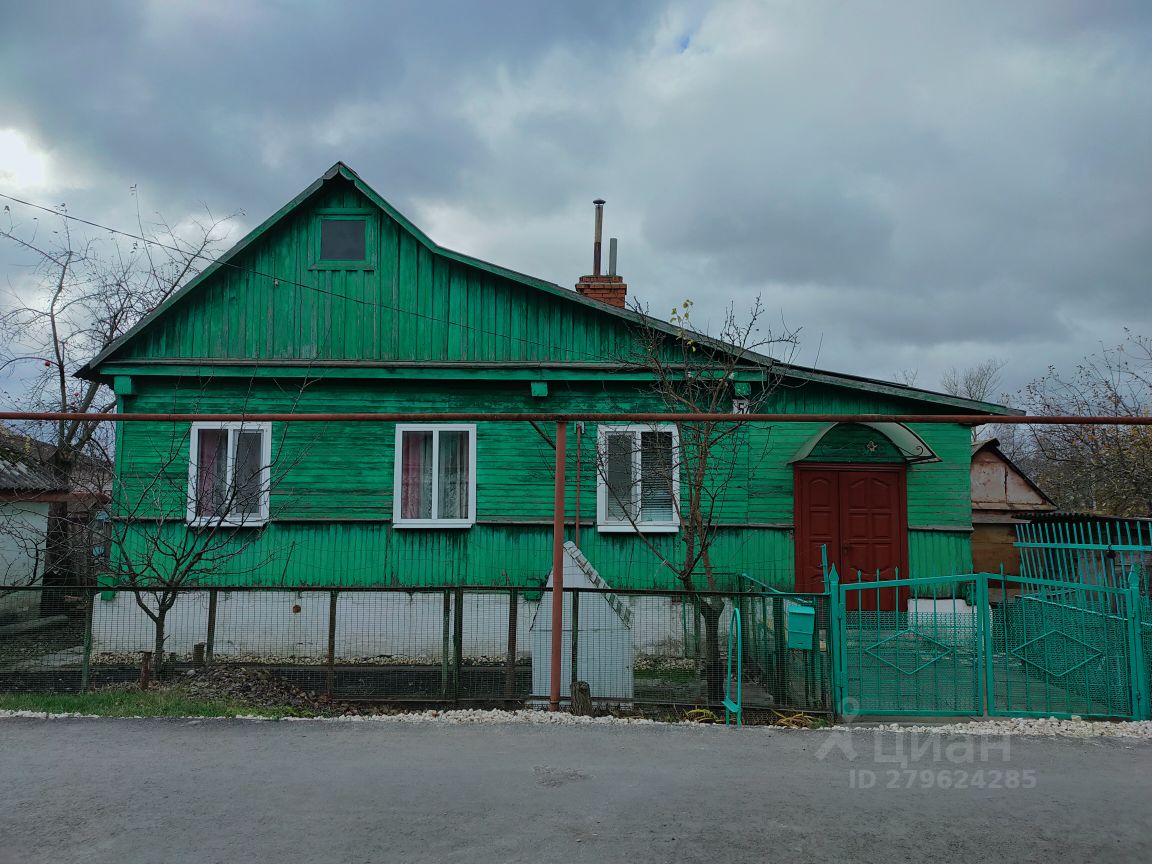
<box><xmin>596</xmin><ymin>523</ymin><xmax>680</xmax><ymax>534</ymax></box>
<box><xmin>310</xmin><ymin>261</ymin><xmax>376</xmax><ymax>271</ymax></box>
<box><xmin>393</xmin><ymin>520</ymin><xmax>475</xmax><ymax>530</ymax></box>
<box><xmin>186</xmin><ymin>517</ymin><xmax>268</xmax><ymax>529</ymax></box>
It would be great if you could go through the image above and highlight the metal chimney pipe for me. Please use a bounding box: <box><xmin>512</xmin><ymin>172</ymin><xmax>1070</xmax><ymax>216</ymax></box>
<box><xmin>608</xmin><ymin>238</ymin><xmax>618</xmax><ymax>276</ymax></box>
<box><xmin>592</xmin><ymin>199</ymin><xmax>605</xmax><ymax>276</ymax></box>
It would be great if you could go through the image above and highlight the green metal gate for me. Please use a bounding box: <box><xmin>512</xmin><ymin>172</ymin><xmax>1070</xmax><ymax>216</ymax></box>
<box><xmin>830</xmin><ymin>569</ymin><xmax>987</xmax><ymax>716</ymax></box>
<box><xmin>830</xmin><ymin>567</ymin><xmax>1149</xmax><ymax>719</ymax></box>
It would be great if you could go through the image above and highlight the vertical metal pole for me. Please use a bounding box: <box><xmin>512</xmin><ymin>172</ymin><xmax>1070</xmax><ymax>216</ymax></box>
<box><xmin>828</xmin><ymin>566</ymin><xmax>842</xmax><ymax>717</ymax></box>
<box><xmin>573</xmin><ymin>423</ymin><xmax>581</xmax><ymax>548</ymax></box>
<box><xmin>1126</xmin><ymin>569</ymin><xmax>1148</xmax><ymax>720</ymax></box>
<box><xmin>441</xmin><ymin>590</ymin><xmax>451</xmax><ymax>698</ymax></box>
<box><xmin>205</xmin><ymin>588</ymin><xmax>218</xmax><ymax>665</ymax></box>
<box><xmin>570</xmin><ymin>590</ymin><xmax>580</xmax><ymax>691</ymax></box>
<box><xmin>592</xmin><ymin>200</ymin><xmax>605</xmax><ymax>276</ymax></box>
<box><xmin>504</xmin><ymin>589</ymin><xmax>519</xmax><ymax>702</ymax></box>
<box><xmin>80</xmin><ymin>587</ymin><xmax>94</xmax><ymax>693</ymax></box>
<box><xmin>452</xmin><ymin>587</ymin><xmax>464</xmax><ymax>703</ymax></box>
<box><xmin>976</xmin><ymin>574</ymin><xmax>991</xmax><ymax>717</ymax></box>
<box><xmin>549</xmin><ymin>421</ymin><xmax>567</xmax><ymax>712</ymax></box>
<box><xmin>326</xmin><ymin>590</ymin><xmax>338</xmax><ymax>699</ymax></box>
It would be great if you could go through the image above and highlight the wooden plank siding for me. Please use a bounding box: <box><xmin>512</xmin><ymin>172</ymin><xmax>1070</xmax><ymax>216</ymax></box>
<box><xmin>113</xmin><ymin>178</ymin><xmax>636</xmax><ymax>366</ymax></box>
<box><xmin>86</xmin><ymin>164</ymin><xmax>1004</xmax><ymax>592</ymax></box>
<box><xmin>110</xmin><ymin>376</ymin><xmax>975</xmax><ymax>589</ymax></box>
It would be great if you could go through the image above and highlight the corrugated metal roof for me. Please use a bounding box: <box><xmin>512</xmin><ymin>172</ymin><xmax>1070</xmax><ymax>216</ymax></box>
<box><xmin>0</xmin><ymin>424</ymin><xmax>66</xmax><ymax>493</ymax></box>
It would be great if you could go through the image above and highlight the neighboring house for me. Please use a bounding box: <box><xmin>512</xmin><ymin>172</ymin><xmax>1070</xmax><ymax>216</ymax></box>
<box><xmin>970</xmin><ymin>438</ymin><xmax>1056</xmax><ymax>575</ymax></box>
<box><xmin>77</xmin><ymin>162</ymin><xmax>1018</xmax><ymax>610</ymax></box>
<box><xmin>0</xmin><ymin>424</ymin><xmax>109</xmax><ymax>619</ymax></box>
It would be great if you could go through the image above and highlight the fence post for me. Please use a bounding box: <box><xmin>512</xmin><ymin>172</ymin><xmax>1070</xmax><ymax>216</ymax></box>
<box><xmin>772</xmin><ymin>594</ymin><xmax>787</xmax><ymax>699</ymax></box>
<box><xmin>80</xmin><ymin>587</ymin><xmax>94</xmax><ymax>693</ymax></box>
<box><xmin>570</xmin><ymin>589</ymin><xmax>580</xmax><ymax>691</ymax></box>
<box><xmin>441</xmin><ymin>590</ymin><xmax>451</xmax><ymax>698</ymax></box>
<box><xmin>452</xmin><ymin>587</ymin><xmax>464</xmax><ymax>703</ymax></box>
<box><xmin>205</xmin><ymin>588</ymin><xmax>218</xmax><ymax>666</ymax></box>
<box><xmin>975</xmin><ymin>573</ymin><xmax>991</xmax><ymax>717</ymax></box>
<box><xmin>504</xmin><ymin>589</ymin><xmax>519</xmax><ymax>702</ymax></box>
<box><xmin>827</xmin><ymin>566</ymin><xmax>842</xmax><ymax>717</ymax></box>
<box><xmin>1125</xmin><ymin>568</ymin><xmax>1148</xmax><ymax>720</ymax></box>
<box><xmin>326</xmin><ymin>590</ymin><xmax>338</xmax><ymax>700</ymax></box>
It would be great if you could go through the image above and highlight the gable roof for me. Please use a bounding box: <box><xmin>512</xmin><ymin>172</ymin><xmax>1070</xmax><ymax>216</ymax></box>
<box><xmin>972</xmin><ymin>438</ymin><xmax>1055</xmax><ymax>508</ymax></box>
<box><xmin>79</xmin><ymin>162</ymin><xmax>1019</xmax><ymax>415</ymax></box>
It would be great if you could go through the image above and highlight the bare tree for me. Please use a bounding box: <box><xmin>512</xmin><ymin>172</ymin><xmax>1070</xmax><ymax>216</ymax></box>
<box><xmin>98</xmin><ymin>416</ymin><xmax>304</xmax><ymax>677</ymax></box>
<box><xmin>892</xmin><ymin>368</ymin><xmax>919</xmax><ymax>387</ymax></box>
<box><xmin>941</xmin><ymin>358</ymin><xmax>1007</xmax><ymax>403</ymax></box>
<box><xmin>1016</xmin><ymin>332</ymin><xmax>1152</xmax><ymax>516</ymax></box>
<box><xmin>602</xmin><ymin>297</ymin><xmax>799</xmax><ymax>701</ymax></box>
<box><xmin>0</xmin><ymin>197</ymin><xmax>234</xmax><ymax>603</ymax></box>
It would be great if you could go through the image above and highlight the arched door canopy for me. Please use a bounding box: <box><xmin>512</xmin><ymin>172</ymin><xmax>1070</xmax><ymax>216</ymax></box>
<box><xmin>787</xmin><ymin>422</ymin><xmax>941</xmax><ymax>464</ymax></box>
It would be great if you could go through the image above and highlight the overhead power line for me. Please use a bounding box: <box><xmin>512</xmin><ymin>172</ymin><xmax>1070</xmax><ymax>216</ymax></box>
<box><xmin>0</xmin><ymin>191</ymin><xmax>628</xmax><ymax>365</ymax></box>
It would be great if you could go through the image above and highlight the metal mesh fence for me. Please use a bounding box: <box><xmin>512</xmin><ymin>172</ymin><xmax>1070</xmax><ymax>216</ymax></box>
<box><xmin>987</xmin><ymin>574</ymin><xmax>1136</xmax><ymax>718</ymax></box>
<box><xmin>837</xmin><ymin>576</ymin><xmax>983</xmax><ymax>716</ymax></box>
<box><xmin>0</xmin><ymin>584</ymin><xmax>833</xmax><ymax>714</ymax></box>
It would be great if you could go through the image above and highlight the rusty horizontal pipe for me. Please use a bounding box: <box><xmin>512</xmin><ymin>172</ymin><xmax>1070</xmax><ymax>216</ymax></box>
<box><xmin>0</xmin><ymin>411</ymin><xmax>1150</xmax><ymax>426</ymax></box>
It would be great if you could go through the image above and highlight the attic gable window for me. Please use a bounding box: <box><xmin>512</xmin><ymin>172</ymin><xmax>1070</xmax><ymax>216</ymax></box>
<box><xmin>393</xmin><ymin>424</ymin><xmax>476</xmax><ymax>528</ymax></box>
<box><xmin>596</xmin><ymin>424</ymin><xmax>680</xmax><ymax>533</ymax></box>
<box><xmin>314</xmin><ymin>210</ymin><xmax>375</xmax><ymax>269</ymax></box>
<box><xmin>320</xmin><ymin>218</ymin><xmax>365</xmax><ymax>260</ymax></box>
<box><xmin>187</xmin><ymin>422</ymin><xmax>272</xmax><ymax>527</ymax></box>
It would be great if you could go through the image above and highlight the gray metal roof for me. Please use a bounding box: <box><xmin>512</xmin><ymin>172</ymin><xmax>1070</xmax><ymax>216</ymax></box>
<box><xmin>0</xmin><ymin>424</ymin><xmax>66</xmax><ymax>493</ymax></box>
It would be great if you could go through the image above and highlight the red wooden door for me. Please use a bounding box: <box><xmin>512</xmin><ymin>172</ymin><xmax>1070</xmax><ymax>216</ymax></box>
<box><xmin>794</xmin><ymin>466</ymin><xmax>908</xmax><ymax>611</ymax></box>
<box><xmin>794</xmin><ymin>468</ymin><xmax>839</xmax><ymax>595</ymax></box>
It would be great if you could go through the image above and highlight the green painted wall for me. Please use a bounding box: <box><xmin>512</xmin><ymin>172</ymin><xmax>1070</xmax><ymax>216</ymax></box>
<box><xmin>110</xmin><ymin>375</ymin><xmax>975</xmax><ymax>590</ymax></box>
<box><xmin>111</xmin><ymin>177</ymin><xmax>639</xmax><ymax>366</ymax></box>
<box><xmin>93</xmin><ymin>168</ymin><xmax>989</xmax><ymax>593</ymax></box>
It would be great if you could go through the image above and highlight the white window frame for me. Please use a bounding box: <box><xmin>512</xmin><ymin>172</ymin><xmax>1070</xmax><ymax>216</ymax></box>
<box><xmin>186</xmin><ymin>422</ymin><xmax>272</xmax><ymax>528</ymax></box>
<box><xmin>596</xmin><ymin>424</ymin><xmax>680</xmax><ymax>534</ymax></box>
<box><xmin>393</xmin><ymin>424</ymin><xmax>477</xmax><ymax>529</ymax></box>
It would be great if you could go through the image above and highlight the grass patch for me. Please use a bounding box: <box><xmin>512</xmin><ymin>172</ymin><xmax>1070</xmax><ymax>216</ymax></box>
<box><xmin>0</xmin><ymin>688</ymin><xmax>319</xmax><ymax>719</ymax></box>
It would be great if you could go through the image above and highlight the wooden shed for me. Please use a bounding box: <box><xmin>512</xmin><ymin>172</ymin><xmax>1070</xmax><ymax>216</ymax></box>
<box><xmin>970</xmin><ymin>438</ymin><xmax>1055</xmax><ymax>574</ymax></box>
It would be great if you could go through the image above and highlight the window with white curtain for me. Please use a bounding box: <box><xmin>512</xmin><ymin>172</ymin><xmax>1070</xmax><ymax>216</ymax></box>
<box><xmin>596</xmin><ymin>424</ymin><xmax>680</xmax><ymax>533</ymax></box>
<box><xmin>393</xmin><ymin>425</ymin><xmax>476</xmax><ymax>527</ymax></box>
<box><xmin>186</xmin><ymin>422</ymin><xmax>272</xmax><ymax>526</ymax></box>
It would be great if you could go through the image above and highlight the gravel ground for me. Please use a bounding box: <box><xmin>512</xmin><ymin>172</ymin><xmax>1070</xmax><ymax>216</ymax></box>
<box><xmin>5</xmin><ymin>700</ymin><xmax>1152</xmax><ymax>736</ymax></box>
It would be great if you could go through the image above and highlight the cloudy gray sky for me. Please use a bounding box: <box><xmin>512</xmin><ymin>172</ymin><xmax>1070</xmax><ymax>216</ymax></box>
<box><xmin>2</xmin><ymin>0</ymin><xmax>1150</xmax><ymax>403</ymax></box>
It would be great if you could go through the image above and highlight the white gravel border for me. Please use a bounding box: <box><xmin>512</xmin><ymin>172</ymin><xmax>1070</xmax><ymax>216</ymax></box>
<box><xmin>3</xmin><ymin>708</ymin><xmax>1152</xmax><ymax>737</ymax></box>
<box><xmin>832</xmin><ymin>716</ymin><xmax>1152</xmax><ymax>738</ymax></box>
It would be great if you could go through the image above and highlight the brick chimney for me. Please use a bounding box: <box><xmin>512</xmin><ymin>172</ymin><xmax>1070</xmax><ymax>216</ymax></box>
<box><xmin>575</xmin><ymin>199</ymin><xmax>627</xmax><ymax>308</ymax></box>
<box><xmin>575</xmin><ymin>273</ymin><xmax>627</xmax><ymax>308</ymax></box>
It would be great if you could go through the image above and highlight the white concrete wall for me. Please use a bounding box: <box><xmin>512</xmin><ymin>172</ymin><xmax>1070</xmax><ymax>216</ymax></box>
<box><xmin>90</xmin><ymin>590</ymin><xmax>729</xmax><ymax>662</ymax></box>
<box><xmin>0</xmin><ymin>501</ymin><xmax>49</xmax><ymax>620</ymax></box>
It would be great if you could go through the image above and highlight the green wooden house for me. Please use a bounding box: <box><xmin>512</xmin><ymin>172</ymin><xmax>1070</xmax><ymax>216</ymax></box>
<box><xmin>79</xmin><ymin>162</ymin><xmax>1016</xmax><ymax>598</ymax></box>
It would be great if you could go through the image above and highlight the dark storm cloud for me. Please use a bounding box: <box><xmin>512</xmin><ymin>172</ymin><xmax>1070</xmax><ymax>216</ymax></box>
<box><xmin>0</xmin><ymin>0</ymin><xmax>667</xmax><ymax>213</ymax></box>
<box><xmin>1</xmin><ymin>0</ymin><xmax>1150</xmax><ymax>397</ymax></box>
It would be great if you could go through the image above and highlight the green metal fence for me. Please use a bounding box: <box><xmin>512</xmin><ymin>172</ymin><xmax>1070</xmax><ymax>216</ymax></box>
<box><xmin>829</xmin><ymin>566</ymin><xmax>1149</xmax><ymax>720</ymax></box>
<box><xmin>988</xmin><ymin>573</ymin><xmax>1140</xmax><ymax>717</ymax></box>
<box><xmin>830</xmin><ymin>569</ymin><xmax>986</xmax><ymax>716</ymax></box>
<box><xmin>738</xmin><ymin>577</ymin><xmax>833</xmax><ymax>714</ymax></box>
<box><xmin>1015</xmin><ymin>518</ymin><xmax>1152</xmax><ymax>593</ymax></box>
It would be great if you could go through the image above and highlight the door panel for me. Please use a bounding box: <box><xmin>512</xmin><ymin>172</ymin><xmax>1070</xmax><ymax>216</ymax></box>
<box><xmin>794</xmin><ymin>469</ymin><xmax>838</xmax><ymax>594</ymax></box>
<box><xmin>794</xmin><ymin>466</ymin><xmax>908</xmax><ymax>611</ymax></box>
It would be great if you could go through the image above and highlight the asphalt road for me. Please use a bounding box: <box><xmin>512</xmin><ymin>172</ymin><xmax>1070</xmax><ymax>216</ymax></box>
<box><xmin>1</xmin><ymin>718</ymin><xmax>1149</xmax><ymax>864</ymax></box>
